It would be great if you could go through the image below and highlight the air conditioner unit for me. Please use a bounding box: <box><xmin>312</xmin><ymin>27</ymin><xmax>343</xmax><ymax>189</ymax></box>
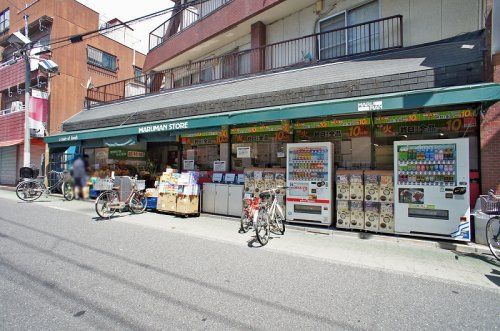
<box><xmin>10</xmin><ymin>101</ymin><xmax>23</xmax><ymax>113</ymax></box>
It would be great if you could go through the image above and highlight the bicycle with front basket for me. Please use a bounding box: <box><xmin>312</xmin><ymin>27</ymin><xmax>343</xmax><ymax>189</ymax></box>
<box><xmin>15</xmin><ymin>170</ymin><xmax>74</xmax><ymax>202</ymax></box>
<box><xmin>479</xmin><ymin>190</ymin><xmax>500</xmax><ymax>260</ymax></box>
<box><xmin>240</xmin><ymin>187</ymin><xmax>286</xmax><ymax>246</ymax></box>
<box><xmin>94</xmin><ymin>175</ymin><xmax>147</xmax><ymax>219</ymax></box>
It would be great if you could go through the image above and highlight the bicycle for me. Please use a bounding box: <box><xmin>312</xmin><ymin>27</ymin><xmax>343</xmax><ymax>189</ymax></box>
<box><xmin>95</xmin><ymin>176</ymin><xmax>147</xmax><ymax>219</ymax></box>
<box><xmin>479</xmin><ymin>190</ymin><xmax>500</xmax><ymax>260</ymax></box>
<box><xmin>240</xmin><ymin>187</ymin><xmax>286</xmax><ymax>246</ymax></box>
<box><xmin>15</xmin><ymin>170</ymin><xmax>74</xmax><ymax>202</ymax></box>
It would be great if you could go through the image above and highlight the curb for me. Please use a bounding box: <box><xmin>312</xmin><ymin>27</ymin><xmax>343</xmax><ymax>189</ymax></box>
<box><xmin>0</xmin><ymin>186</ymin><xmax>491</xmax><ymax>256</ymax></box>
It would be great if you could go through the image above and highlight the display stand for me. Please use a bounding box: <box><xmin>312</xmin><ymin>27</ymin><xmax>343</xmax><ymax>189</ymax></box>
<box><xmin>156</xmin><ymin>169</ymin><xmax>201</xmax><ymax>217</ymax></box>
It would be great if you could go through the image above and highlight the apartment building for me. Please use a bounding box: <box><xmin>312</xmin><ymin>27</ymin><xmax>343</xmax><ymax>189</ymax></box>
<box><xmin>0</xmin><ymin>0</ymin><xmax>145</xmax><ymax>184</ymax></box>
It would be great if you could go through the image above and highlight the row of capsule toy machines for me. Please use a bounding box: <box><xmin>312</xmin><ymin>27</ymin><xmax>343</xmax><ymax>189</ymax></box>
<box><xmin>335</xmin><ymin>170</ymin><xmax>395</xmax><ymax>233</ymax></box>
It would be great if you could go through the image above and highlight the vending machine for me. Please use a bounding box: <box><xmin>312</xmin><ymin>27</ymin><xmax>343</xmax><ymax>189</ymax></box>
<box><xmin>286</xmin><ymin>142</ymin><xmax>334</xmax><ymax>225</ymax></box>
<box><xmin>394</xmin><ymin>138</ymin><xmax>470</xmax><ymax>241</ymax></box>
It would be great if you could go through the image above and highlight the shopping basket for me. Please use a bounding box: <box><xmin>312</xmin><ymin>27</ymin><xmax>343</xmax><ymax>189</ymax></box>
<box><xmin>93</xmin><ymin>178</ymin><xmax>115</xmax><ymax>191</ymax></box>
<box><xmin>479</xmin><ymin>195</ymin><xmax>500</xmax><ymax>215</ymax></box>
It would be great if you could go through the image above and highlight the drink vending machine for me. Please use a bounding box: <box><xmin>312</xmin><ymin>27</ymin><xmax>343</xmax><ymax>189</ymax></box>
<box><xmin>286</xmin><ymin>142</ymin><xmax>334</xmax><ymax>225</ymax></box>
<box><xmin>394</xmin><ymin>138</ymin><xmax>470</xmax><ymax>241</ymax></box>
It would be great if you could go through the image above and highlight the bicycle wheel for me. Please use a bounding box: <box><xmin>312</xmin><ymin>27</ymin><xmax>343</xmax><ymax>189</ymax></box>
<box><xmin>62</xmin><ymin>182</ymin><xmax>74</xmax><ymax>201</ymax></box>
<box><xmin>15</xmin><ymin>180</ymin><xmax>43</xmax><ymax>201</ymax></box>
<box><xmin>240</xmin><ymin>214</ymin><xmax>252</xmax><ymax>233</ymax></box>
<box><xmin>130</xmin><ymin>192</ymin><xmax>147</xmax><ymax>214</ymax></box>
<box><xmin>271</xmin><ymin>205</ymin><xmax>286</xmax><ymax>235</ymax></box>
<box><xmin>255</xmin><ymin>209</ymin><xmax>270</xmax><ymax>246</ymax></box>
<box><xmin>95</xmin><ymin>191</ymin><xmax>117</xmax><ymax>219</ymax></box>
<box><xmin>486</xmin><ymin>216</ymin><xmax>500</xmax><ymax>260</ymax></box>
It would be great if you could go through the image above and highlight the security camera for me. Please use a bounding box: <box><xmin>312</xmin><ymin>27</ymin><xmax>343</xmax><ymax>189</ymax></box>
<box><xmin>7</xmin><ymin>32</ymin><xmax>31</xmax><ymax>47</ymax></box>
<box><xmin>38</xmin><ymin>59</ymin><xmax>59</xmax><ymax>75</ymax></box>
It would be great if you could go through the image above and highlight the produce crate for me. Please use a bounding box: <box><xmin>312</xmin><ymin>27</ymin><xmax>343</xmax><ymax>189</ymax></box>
<box><xmin>146</xmin><ymin>197</ymin><xmax>158</xmax><ymax>210</ymax></box>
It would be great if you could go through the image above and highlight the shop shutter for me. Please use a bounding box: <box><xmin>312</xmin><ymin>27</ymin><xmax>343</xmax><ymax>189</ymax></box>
<box><xmin>0</xmin><ymin>146</ymin><xmax>17</xmax><ymax>185</ymax></box>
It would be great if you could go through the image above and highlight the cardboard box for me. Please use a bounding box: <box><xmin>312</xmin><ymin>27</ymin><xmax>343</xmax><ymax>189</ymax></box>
<box><xmin>364</xmin><ymin>202</ymin><xmax>380</xmax><ymax>231</ymax></box>
<box><xmin>176</xmin><ymin>195</ymin><xmax>199</xmax><ymax>214</ymax></box>
<box><xmin>157</xmin><ymin>193</ymin><xmax>177</xmax><ymax>212</ymax></box>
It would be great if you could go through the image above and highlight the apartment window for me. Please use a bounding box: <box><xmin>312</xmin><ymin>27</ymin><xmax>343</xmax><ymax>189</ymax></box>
<box><xmin>133</xmin><ymin>66</ymin><xmax>144</xmax><ymax>83</ymax></box>
<box><xmin>87</xmin><ymin>46</ymin><xmax>117</xmax><ymax>72</ymax></box>
<box><xmin>319</xmin><ymin>1</ymin><xmax>379</xmax><ymax>60</ymax></box>
<box><xmin>0</xmin><ymin>8</ymin><xmax>9</xmax><ymax>33</ymax></box>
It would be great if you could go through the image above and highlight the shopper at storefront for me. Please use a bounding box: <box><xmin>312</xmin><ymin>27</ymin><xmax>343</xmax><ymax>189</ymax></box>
<box><xmin>72</xmin><ymin>155</ymin><xmax>88</xmax><ymax>200</ymax></box>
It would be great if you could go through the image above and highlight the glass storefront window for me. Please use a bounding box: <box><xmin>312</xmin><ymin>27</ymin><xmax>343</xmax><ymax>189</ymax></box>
<box><xmin>181</xmin><ymin>134</ymin><xmax>221</xmax><ymax>171</ymax></box>
<box><xmin>231</xmin><ymin>124</ymin><xmax>291</xmax><ymax>171</ymax></box>
<box><xmin>293</xmin><ymin>116</ymin><xmax>371</xmax><ymax>170</ymax></box>
<box><xmin>374</xmin><ymin>109</ymin><xmax>479</xmax><ymax>170</ymax></box>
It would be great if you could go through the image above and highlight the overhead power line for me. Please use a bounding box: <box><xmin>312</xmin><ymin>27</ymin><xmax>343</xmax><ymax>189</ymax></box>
<box><xmin>42</xmin><ymin>0</ymin><xmax>195</xmax><ymax>51</ymax></box>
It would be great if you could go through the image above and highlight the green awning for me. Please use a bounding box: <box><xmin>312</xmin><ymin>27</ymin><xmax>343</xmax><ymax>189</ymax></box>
<box><xmin>46</xmin><ymin>83</ymin><xmax>500</xmax><ymax>146</ymax></box>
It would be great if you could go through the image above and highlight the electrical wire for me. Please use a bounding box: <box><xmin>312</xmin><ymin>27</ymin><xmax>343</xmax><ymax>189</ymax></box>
<box><xmin>43</xmin><ymin>0</ymin><xmax>195</xmax><ymax>50</ymax></box>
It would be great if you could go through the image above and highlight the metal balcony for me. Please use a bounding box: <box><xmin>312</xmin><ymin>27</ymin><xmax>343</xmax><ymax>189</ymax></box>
<box><xmin>88</xmin><ymin>15</ymin><xmax>403</xmax><ymax>107</ymax></box>
<box><xmin>149</xmin><ymin>0</ymin><xmax>233</xmax><ymax>51</ymax></box>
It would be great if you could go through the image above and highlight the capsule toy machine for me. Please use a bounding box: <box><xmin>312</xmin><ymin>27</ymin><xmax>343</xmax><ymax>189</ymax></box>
<box><xmin>286</xmin><ymin>142</ymin><xmax>334</xmax><ymax>226</ymax></box>
<box><xmin>394</xmin><ymin>138</ymin><xmax>470</xmax><ymax>241</ymax></box>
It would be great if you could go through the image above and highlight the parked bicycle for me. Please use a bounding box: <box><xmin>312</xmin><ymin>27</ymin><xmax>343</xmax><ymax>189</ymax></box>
<box><xmin>479</xmin><ymin>189</ymin><xmax>500</xmax><ymax>260</ymax></box>
<box><xmin>15</xmin><ymin>170</ymin><xmax>74</xmax><ymax>202</ymax></box>
<box><xmin>95</xmin><ymin>176</ymin><xmax>147</xmax><ymax>219</ymax></box>
<box><xmin>240</xmin><ymin>187</ymin><xmax>286</xmax><ymax>246</ymax></box>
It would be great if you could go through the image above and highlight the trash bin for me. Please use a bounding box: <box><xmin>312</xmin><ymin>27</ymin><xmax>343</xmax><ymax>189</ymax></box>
<box><xmin>472</xmin><ymin>197</ymin><xmax>489</xmax><ymax>245</ymax></box>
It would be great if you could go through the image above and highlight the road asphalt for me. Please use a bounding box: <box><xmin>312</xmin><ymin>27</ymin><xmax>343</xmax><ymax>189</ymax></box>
<box><xmin>0</xmin><ymin>190</ymin><xmax>499</xmax><ymax>330</ymax></box>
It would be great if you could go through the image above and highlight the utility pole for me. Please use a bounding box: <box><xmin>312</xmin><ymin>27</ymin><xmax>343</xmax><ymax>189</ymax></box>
<box><xmin>23</xmin><ymin>14</ymin><xmax>31</xmax><ymax>167</ymax></box>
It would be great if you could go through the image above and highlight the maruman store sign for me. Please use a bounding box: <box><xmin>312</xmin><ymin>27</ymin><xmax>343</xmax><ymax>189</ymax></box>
<box><xmin>138</xmin><ymin>121</ymin><xmax>189</xmax><ymax>133</ymax></box>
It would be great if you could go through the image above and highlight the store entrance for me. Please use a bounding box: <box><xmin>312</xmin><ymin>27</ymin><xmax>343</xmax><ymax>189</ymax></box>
<box><xmin>147</xmin><ymin>142</ymin><xmax>180</xmax><ymax>172</ymax></box>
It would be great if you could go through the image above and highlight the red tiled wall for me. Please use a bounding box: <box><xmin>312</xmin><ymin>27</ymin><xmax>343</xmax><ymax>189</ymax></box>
<box><xmin>0</xmin><ymin>62</ymin><xmax>25</xmax><ymax>92</ymax></box>
<box><xmin>0</xmin><ymin>111</ymin><xmax>24</xmax><ymax>142</ymax></box>
<box><xmin>481</xmin><ymin>63</ymin><xmax>500</xmax><ymax>193</ymax></box>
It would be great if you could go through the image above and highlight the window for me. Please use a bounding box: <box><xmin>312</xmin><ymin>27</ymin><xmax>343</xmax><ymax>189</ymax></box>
<box><xmin>133</xmin><ymin>66</ymin><xmax>144</xmax><ymax>83</ymax></box>
<box><xmin>0</xmin><ymin>8</ymin><xmax>9</xmax><ymax>33</ymax></box>
<box><xmin>319</xmin><ymin>1</ymin><xmax>379</xmax><ymax>60</ymax></box>
<box><xmin>87</xmin><ymin>46</ymin><xmax>117</xmax><ymax>72</ymax></box>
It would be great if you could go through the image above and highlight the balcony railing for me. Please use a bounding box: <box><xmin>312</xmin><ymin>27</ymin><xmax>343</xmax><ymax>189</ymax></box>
<box><xmin>0</xmin><ymin>102</ymin><xmax>24</xmax><ymax>116</ymax></box>
<box><xmin>149</xmin><ymin>0</ymin><xmax>233</xmax><ymax>51</ymax></box>
<box><xmin>88</xmin><ymin>15</ymin><xmax>403</xmax><ymax>107</ymax></box>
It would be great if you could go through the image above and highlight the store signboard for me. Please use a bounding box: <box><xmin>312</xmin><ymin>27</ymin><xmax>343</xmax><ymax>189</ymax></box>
<box><xmin>109</xmin><ymin>148</ymin><xmax>146</xmax><ymax>160</ymax></box>
<box><xmin>230</xmin><ymin>124</ymin><xmax>283</xmax><ymax>134</ymax></box>
<box><xmin>294</xmin><ymin>117</ymin><xmax>371</xmax><ymax>130</ymax></box>
<box><xmin>237</xmin><ymin>146</ymin><xmax>251</xmax><ymax>158</ymax></box>
<box><xmin>375</xmin><ymin>110</ymin><xmax>476</xmax><ymax>124</ymax></box>
<box><xmin>358</xmin><ymin>101</ymin><xmax>383</xmax><ymax>111</ymax></box>
<box><xmin>183</xmin><ymin>159</ymin><xmax>195</xmax><ymax>170</ymax></box>
<box><xmin>213</xmin><ymin>161</ymin><xmax>226</xmax><ymax>172</ymax></box>
<box><xmin>295</xmin><ymin>125</ymin><xmax>370</xmax><ymax>141</ymax></box>
<box><xmin>375</xmin><ymin>110</ymin><xmax>477</xmax><ymax>137</ymax></box>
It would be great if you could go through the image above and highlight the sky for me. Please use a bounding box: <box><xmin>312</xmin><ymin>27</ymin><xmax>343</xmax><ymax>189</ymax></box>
<box><xmin>76</xmin><ymin>0</ymin><xmax>174</xmax><ymax>54</ymax></box>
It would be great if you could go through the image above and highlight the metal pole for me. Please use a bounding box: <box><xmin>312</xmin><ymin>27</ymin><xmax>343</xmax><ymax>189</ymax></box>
<box><xmin>23</xmin><ymin>14</ymin><xmax>31</xmax><ymax>168</ymax></box>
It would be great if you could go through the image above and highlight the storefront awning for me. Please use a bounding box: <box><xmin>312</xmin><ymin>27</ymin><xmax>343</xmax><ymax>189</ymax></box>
<box><xmin>45</xmin><ymin>83</ymin><xmax>500</xmax><ymax>146</ymax></box>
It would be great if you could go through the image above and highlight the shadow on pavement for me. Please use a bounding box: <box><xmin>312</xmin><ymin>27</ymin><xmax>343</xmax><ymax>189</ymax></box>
<box><xmin>0</xmin><ymin>220</ymin><xmax>353</xmax><ymax>329</ymax></box>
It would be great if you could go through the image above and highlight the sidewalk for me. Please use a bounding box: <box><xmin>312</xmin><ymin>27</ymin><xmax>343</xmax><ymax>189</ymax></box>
<box><xmin>1</xmin><ymin>187</ymin><xmax>498</xmax><ymax>290</ymax></box>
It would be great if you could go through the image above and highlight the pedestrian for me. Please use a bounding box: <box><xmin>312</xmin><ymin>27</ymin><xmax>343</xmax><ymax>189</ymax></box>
<box><xmin>72</xmin><ymin>155</ymin><xmax>88</xmax><ymax>200</ymax></box>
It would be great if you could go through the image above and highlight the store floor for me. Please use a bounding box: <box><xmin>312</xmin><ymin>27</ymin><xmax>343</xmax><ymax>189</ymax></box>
<box><xmin>0</xmin><ymin>188</ymin><xmax>498</xmax><ymax>290</ymax></box>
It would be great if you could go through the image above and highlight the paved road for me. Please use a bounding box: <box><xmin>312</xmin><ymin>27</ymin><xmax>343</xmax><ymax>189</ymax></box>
<box><xmin>0</xmin><ymin>195</ymin><xmax>499</xmax><ymax>330</ymax></box>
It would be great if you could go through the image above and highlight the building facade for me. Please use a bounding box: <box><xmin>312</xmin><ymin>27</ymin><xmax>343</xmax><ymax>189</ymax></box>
<box><xmin>45</xmin><ymin>0</ymin><xmax>500</xmax><ymax>239</ymax></box>
<box><xmin>0</xmin><ymin>0</ymin><xmax>145</xmax><ymax>184</ymax></box>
